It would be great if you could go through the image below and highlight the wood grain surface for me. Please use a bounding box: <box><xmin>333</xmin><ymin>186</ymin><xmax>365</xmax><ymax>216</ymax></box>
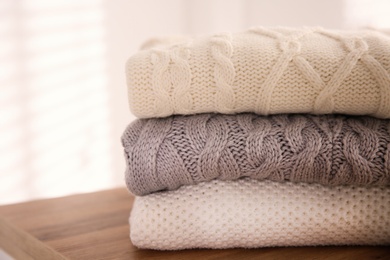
<box><xmin>0</xmin><ymin>188</ymin><xmax>389</xmax><ymax>259</ymax></box>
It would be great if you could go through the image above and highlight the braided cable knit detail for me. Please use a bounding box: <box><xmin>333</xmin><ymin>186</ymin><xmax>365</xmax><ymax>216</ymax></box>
<box><xmin>211</xmin><ymin>33</ymin><xmax>236</xmax><ymax>113</ymax></box>
<box><xmin>359</xmin><ymin>49</ymin><xmax>390</xmax><ymax>118</ymax></box>
<box><xmin>251</xmin><ymin>28</ymin><xmax>314</xmax><ymax>115</ymax></box>
<box><xmin>198</xmin><ymin>115</ymin><xmax>230</xmax><ymax>180</ymax></box>
<box><xmin>150</xmin><ymin>45</ymin><xmax>192</xmax><ymax>116</ymax></box>
<box><xmin>244</xmin><ymin>115</ymin><xmax>281</xmax><ymax>178</ymax></box>
<box><xmin>292</xmin><ymin>56</ymin><xmax>325</xmax><ymax>92</ymax></box>
<box><xmin>219</xmin><ymin>116</ymin><xmax>248</xmax><ymax>179</ymax></box>
<box><xmin>315</xmin><ymin>30</ymin><xmax>390</xmax><ymax>117</ymax></box>
<box><xmin>165</xmin><ymin>118</ymin><xmax>201</xmax><ymax>182</ymax></box>
<box><xmin>170</xmin><ymin>46</ymin><xmax>193</xmax><ymax>113</ymax></box>
<box><xmin>122</xmin><ymin>118</ymin><xmax>172</xmax><ymax>195</ymax></box>
<box><xmin>341</xmin><ymin>118</ymin><xmax>390</xmax><ymax>184</ymax></box>
<box><xmin>150</xmin><ymin>51</ymin><xmax>174</xmax><ymax>117</ymax></box>
<box><xmin>279</xmin><ymin>116</ymin><xmax>324</xmax><ymax>182</ymax></box>
<box><xmin>314</xmin><ymin>36</ymin><xmax>369</xmax><ymax>114</ymax></box>
<box><xmin>127</xmin><ymin>27</ymin><xmax>390</xmax><ymax>118</ymax></box>
<box><xmin>122</xmin><ymin>114</ymin><xmax>390</xmax><ymax>195</ymax></box>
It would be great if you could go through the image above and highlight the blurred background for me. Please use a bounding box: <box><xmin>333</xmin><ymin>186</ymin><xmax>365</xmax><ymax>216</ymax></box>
<box><xmin>1</xmin><ymin>0</ymin><xmax>390</xmax><ymax>206</ymax></box>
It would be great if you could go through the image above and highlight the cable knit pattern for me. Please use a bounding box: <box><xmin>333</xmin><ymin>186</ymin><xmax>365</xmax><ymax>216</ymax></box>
<box><xmin>125</xmin><ymin>27</ymin><xmax>390</xmax><ymax>118</ymax></box>
<box><xmin>150</xmin><ymin>45</ymin><xmax>193</xmax><ymax>116</ymax></box>
<box><xmin>122</xmin><ymin>113</ymin><xmax>390</xmax><ymax>196</ymax></box>
<box><xmin>211</xmin><ymin>33</ymin><xmax>236</xmax><ymax>113</ymax></box>
<box><xmin>130</xmin><ymin>179</ymin><xmax>390</xmax><ymax>249</ymax></box>
<box><xmin>250</xmin><ymin>27</ymin><xmax>315</xmax><ymax>114</ymax></box>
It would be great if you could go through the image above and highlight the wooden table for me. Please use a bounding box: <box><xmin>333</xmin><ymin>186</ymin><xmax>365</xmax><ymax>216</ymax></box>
<box><xmin>0</xmin><ymin>188</ymin><xmax>389</xmax><ymax>260</ymax></box>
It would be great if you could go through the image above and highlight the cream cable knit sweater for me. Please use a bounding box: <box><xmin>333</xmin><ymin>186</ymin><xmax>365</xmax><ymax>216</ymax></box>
<box><xmin>130</xmin><ymin>179</ymin><xmax>390</xmax><ymax>250</ymax></box>
<box><xmin>125</xmin><ymin>27</ymin><xmax>390</xmax><ymax>118</ymax></box>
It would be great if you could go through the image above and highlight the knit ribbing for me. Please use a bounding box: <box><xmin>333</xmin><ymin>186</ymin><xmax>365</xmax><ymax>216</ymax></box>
<box><xmin>130</xmin><ymin>179</ymin><xmax>390</xmax><ymax>249</ymax></box>
<box><xmin>121</xmin><ymin>114</ymin><xmax>390</xmax><ymax>195</ymax></box>
<box><xmin>125</xmin><ymin>27</ymin><xmax>390</xmax><ymax>118</ymax></box>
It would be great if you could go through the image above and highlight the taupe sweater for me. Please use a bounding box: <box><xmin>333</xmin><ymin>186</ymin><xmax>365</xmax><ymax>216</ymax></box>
<box><xmin>122</xmin><ymin>114</ymin><xmax>390</xmax><ymax>195</ymax></box>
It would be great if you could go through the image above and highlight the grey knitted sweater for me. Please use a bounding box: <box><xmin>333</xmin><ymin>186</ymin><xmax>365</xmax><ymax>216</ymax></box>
<box><xmin>121</xmin><ymin>114</ymin><xmax>390</xmax><ymax>195</ymax></box>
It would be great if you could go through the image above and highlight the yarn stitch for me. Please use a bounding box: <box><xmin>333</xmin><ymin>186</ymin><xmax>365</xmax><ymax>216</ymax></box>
<box><xmin>122</xmin><ymin>114</ymin><xmax>390</xmax><ymax>195</ymax></box>
<box><xmin>125</xmin><ymin>27</ymin><xmax>390</xmax><ymax>118</ymax></box>
<box><xmin>130</xmin><ymin>179</ymin><xmax>390</xmax><ymax>249</ymax></box>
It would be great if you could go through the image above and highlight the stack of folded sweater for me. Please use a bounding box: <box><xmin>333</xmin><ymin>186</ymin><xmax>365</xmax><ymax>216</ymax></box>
<box><xmin>122</xmin><ymin>27</ymin><xmax>390</xmax><ymax>250</ymax></box>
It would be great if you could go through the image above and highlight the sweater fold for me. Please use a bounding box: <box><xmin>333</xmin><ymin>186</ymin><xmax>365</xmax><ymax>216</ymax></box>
<box><xmin>125</xmin><ymin>27</ymin><xmax>390</xmax><ymax>118</ymax></box>
<box><xmin>130</xmin><ymin>179</ymin><xmax>390</xmax><ymax>249</ymax></box>
<box><xmin>122</xmin><ymin>113</ymin><xmax>390</xmax><ymax>195</ymax></box>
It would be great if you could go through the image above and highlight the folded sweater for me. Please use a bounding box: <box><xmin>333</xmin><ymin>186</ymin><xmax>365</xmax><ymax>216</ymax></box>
<box><xmin>130</xmin><ymin>179</ymin><xmax>390</xmax><ymax>249</ymax></box>
<box><xmin>122</xmin><ymin>113</ymin><xmax>390</xmax><ymax>196</ymax></box>
<box><xmin>125</xmin><ymin>27</ymin><xmax>390</xmax><ymax>118</ymax></box>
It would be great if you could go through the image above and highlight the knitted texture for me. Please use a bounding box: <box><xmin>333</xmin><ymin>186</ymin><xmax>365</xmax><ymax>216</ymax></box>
<box><xmin>125</xmin><ymin>27</ymin><xmax>390</xmax><ymax>119</ymax></box>
<box><xmin>130</xmin><ymin>179</ymin><xmax>390</xmax><ymax>249</ymax></box>
<box><xmin>121</xmin><ymin>113</ymin><xmax>390</xmax><ymax>196</ymax></box>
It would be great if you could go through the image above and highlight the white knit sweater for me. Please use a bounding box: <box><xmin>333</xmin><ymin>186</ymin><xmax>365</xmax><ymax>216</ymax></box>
<box><xmin>130</xmin><ymin>179</ymin><xmax>390</xmax><ymax>250</ymax></box>
<box><xmin>125</xmin><ymin>27</ymin><xmax>390</xmax><ymax>118</ymax></box>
